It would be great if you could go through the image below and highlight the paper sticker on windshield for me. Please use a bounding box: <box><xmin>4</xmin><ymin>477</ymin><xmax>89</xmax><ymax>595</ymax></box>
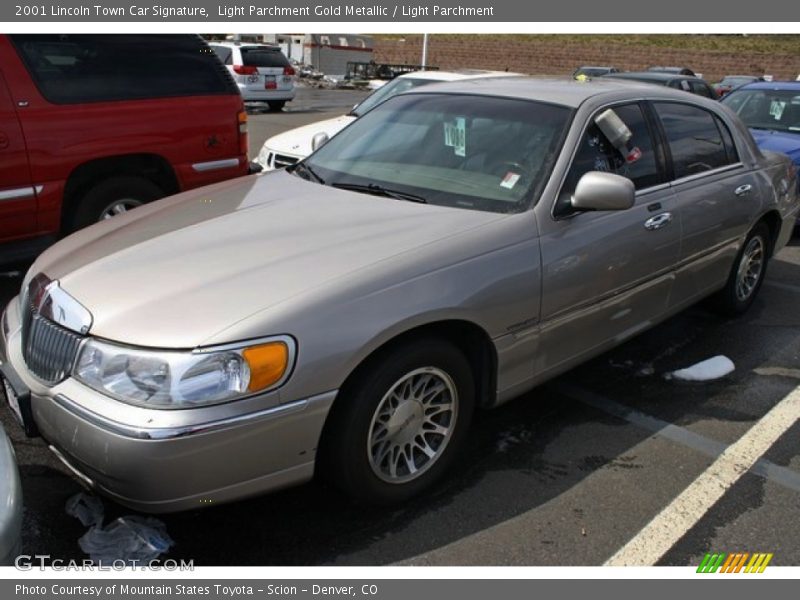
<box><xmin>770</xmin><ymin>101</ymin><xmax>786</xmax><ymax>120</ymax></box>
<box><xmin>444</xmin><ymin>117</ymin><xmax>466</xmax><ymax>157</ymax></box>
<box><xmin>500</xmin><ymin>172</ymin><xmax>521</xmax><ymax>189</ymax></box>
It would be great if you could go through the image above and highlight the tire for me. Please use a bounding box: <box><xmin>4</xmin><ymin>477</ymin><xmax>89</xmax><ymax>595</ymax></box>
<box><xmin>711</xmin><ymin>222</ymin><xmax>771</xmax><ymax>316</ymax></box>
<box><xmin>268</xmin><ymin>101</ymin><xmax>286</xmax><ymax>112</ymax></box>
<box><xmin>70</xmin><ymin>176</ymin><xmax>164</xmax><ymax>232</ymax></box>
<box><xmin>320</xmin><ymin>338</ymin><xmax>475</xmax><ymax>505</ymax></box>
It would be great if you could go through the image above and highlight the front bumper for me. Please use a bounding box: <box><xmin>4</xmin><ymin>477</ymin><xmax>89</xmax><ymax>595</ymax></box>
<box><xmin>0</xmin><ymin>297</ymin><xmax>336</xmax><ymax>513</ymax></box>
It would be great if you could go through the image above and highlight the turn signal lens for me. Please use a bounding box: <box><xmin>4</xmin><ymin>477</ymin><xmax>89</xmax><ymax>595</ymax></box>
<box><xmin>243</xmin><ymin>342</ymin><xmax>289</xmax><ymax>392</ymax></box>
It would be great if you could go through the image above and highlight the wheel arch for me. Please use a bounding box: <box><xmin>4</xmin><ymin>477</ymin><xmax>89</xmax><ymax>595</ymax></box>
<box><xmin>61</xmin><ymin>154</ymin><xmax>179</xmax><ymax>232</ymax></box>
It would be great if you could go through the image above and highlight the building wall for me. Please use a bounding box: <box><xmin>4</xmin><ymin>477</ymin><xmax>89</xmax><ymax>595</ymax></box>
<box><xmin>373</xmin><ymin>35</ymin><xmax>800</xmax><ymax>82</ymax></box>
<box><xmin>304</xmin><ymin>34</ymin><xmax>374</xmax><ymax>76</ymax></box>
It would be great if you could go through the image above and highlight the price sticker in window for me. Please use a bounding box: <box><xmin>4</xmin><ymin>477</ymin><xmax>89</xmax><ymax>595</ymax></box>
<box><xmin>500</xmin><ymin>172</ymin><xmax>521</xmax><ymax>189</ymax></box>
<box><xmin>444</xmin><ymin>117</ymin><xmax>466</xmax><ymax>157</ymax></box>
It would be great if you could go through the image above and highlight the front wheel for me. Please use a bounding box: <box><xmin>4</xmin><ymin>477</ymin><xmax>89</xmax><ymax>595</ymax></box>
<box><xmin>320</xmin><ymin>338</ymin><xmax>475</xmax><ymax>505</ymax></box>
<box><xmin>711</xmin><ymin>222</ymin><xmax>770</xmax><ymax>316</ymax></box>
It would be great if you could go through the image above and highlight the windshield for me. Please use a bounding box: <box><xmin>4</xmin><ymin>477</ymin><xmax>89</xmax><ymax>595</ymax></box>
<box><xmin>723</xmin><ymin>89</ymin><xmax>800</xmax><ymax>133</ymax></box>
<box><xmin>303</xmin><ymin>93</ymin><xmax>572</xmax><ymax>214</ymax></box>
<box><xmin>351</xmin><ymin>77</ymin><xmax>439</xmax><ymax>117</ymax></box>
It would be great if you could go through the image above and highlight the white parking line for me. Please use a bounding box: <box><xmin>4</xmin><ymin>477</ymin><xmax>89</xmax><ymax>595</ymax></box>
<box><xmin>605</xmin><ymin>384</ymin><xmax>800</xmax><ymax>566</ymax></box>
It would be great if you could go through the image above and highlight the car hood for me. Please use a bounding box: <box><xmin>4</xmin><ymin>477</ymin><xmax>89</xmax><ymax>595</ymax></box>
<box><xmin>263</xmin><ymin>115</ymin><xmax>356</xmax><ymax>157</ymax></box>
<box><xmin>750</xmin><ymin>128</ymin><xmax>800</xmax><ymax>165</ymax></box>
<box><xmin>32</xmin><ymin>171</ymin><xmax>504</xmax><ymax>348</ymax></box>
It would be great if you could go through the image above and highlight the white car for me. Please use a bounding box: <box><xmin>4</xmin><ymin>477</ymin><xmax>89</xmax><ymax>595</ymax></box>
<box><xmin>256</xmin><ymin>69</ymin><xmax>523</xmax><ymax>170</ymax></box>
<box><xmin>210</xmin><ymin>42</ymin><xmax>295</xmax><ymax>111</ymax></box>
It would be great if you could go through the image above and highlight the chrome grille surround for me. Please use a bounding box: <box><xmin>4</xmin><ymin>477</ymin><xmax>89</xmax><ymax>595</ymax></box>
<box><xmin>20</xmin><ymin>277</ymin><xmax>86</xmax><ymax>385</ymax></box>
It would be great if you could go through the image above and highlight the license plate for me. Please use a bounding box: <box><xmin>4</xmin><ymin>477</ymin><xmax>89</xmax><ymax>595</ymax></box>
<box><xmin>2</xmin><ymin>376</ymin><xmax>22</xmax><ymax>425</ymax></box>
<box><xmin>265</xmin><ymin>76</ymin><xmax>276</xmax><ymax>90</ymax></box>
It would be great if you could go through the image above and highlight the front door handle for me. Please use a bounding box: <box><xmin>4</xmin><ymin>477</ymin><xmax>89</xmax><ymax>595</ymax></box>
<box><xmin>644</xmin><ymin>212</ymin><xmax>673</xmax><ymax>231</ymax></box>
<box><xmin>734</xmin><ymin>184</ymin><xmax>752</xmax><ymax>196</ymax></box>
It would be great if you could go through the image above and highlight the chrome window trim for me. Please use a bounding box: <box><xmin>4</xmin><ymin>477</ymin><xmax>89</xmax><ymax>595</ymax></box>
<box><xmin>669</xmin><ymin>162</ymin><xmax>746</xmax><ymax>186</ymax></box>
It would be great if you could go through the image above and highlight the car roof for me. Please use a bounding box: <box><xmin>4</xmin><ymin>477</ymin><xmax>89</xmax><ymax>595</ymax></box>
<box><xmin>397</xmin><ymin>69</ymin><xmax>524</xmax><ymax>81</ymax></box>
<box><xmin>404</xmin><ymin>76</ymin><xmax>712</xmax><ymax>108</ymax></box>
<box><xmin>737</xmin><ymin>81</ymin><xmax>800</xmax><ymax>91</ymax></box>
<box><xmin>605</xmin><ymin>71</ymin><xmax>694</xmax><ymax>83</ymax></box>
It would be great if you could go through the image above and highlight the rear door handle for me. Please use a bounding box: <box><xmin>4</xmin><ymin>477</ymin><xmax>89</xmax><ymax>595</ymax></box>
<box><xmin>644</xmin><ymin>212</ymin><xmax>673</xmax><ymax>230</ymax></box>
<box><xmin>734</xmin><ymin>184</ymin><xmax>752</xmax><ymax>196</ymax></box>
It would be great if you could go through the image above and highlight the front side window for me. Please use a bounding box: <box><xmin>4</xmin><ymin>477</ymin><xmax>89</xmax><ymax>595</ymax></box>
<box><xmin>303</xmin><ymin>93</ymin><xmax>572</xmax><ymax>214</ymax></box>
<box><xmin>556</xmin><ymin>103</ymin><xmax>662</xmax><ymax>216</ymax></box>
<box><xmin>654</xmin><ymin>102</ymin><xmax>736</xmax><ymax>179</ymax></box>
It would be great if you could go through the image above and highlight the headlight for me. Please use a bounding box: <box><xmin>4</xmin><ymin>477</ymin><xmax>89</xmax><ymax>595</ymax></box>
<box><xmin>256</xmin><ymin>145</ymin><xmax>273</xmax><ymax>169</ymax></box>
<box><xmin>73</xmin><ymin>336</ymin><xmax>294</xmax><ymax>409</ymax></box>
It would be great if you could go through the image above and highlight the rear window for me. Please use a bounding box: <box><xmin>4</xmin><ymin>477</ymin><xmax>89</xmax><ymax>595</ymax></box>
<box><xmin>10</xmin><ymin>34</ymin><xmax>238</xmax><ymax>104</ymax></box>
<box><xmin>240</xmin><ymin>46</ymin><xmax>290</xmax><ymax>68</ymax></box>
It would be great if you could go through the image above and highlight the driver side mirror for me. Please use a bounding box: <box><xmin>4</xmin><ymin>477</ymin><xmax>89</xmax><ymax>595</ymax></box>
<box><xmin>571</xmin><ymin>171</ymin><xmax>635</xmax><ymax>212</ymax></box>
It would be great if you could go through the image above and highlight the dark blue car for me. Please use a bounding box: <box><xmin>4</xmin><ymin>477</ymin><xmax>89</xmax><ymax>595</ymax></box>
<box><xmin>722</xmin><ymin>82</ymin><xmax>800</xmax><ymax>192</ymax></box>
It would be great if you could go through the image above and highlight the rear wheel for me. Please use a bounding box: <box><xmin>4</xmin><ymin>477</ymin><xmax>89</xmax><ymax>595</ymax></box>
<box><xmin>71</xmin><ymin>176</ymin><xmax>164</xmax><ymax>232</ymax></box>
<box><xmin>268</xmin><ymin>101</ymin><xmax>286</xmax><ymax>112</ymax></box>
<box><xmin>320</xmin><ymin>338</ymin><xmax>475</xmax><ymax>505</ymax></box>
<box><xmin>711</xmin><ymin>222</ymin><xmax>770</xmax><ymax>316</ymax></box>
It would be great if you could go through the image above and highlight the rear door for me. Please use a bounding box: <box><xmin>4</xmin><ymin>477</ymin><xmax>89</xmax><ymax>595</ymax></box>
<box><xmin>239</xmin><ymin>46</ymin><xmax>293</xmax><ymax>94</ymax></box>
<box><xmin>0</xmin><ymin>68</ymin><xmax>36</xmax><ymax>242</ymax></box>
<box><xmin>653</xmin><ymin>101</ymin><xmax>762</xmax><ymax>304</ymax></box>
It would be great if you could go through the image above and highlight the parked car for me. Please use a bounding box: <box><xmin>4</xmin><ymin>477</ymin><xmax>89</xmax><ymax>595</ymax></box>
<box><xmin>714</xmin><ymin>75</ymin><xmax>764</xmax><ymax>98</ymax></box>
<box><xmin>1</xmin><ymin>78</ymin><xmax>797</xmax><ymax>512</ymax></box>
<box><xmin>604</xmin><ymin>71</ymin><xmax>718</xmax><ymax>99</ymax></box>
<box><xmin>0</xmin><ymin>34</ymin><xmax>250</xmax><ymax>264</ymax></box>
<box><xmin>255</xmin><ymin>69</ymin><xmax>523</xmax><ymax>170</ymax></box>
<box><xmin>573</xmin><ymin>65</ymin><xmax>620</xmax><ymax>79</ymax></box>
<box><xmin>648</xmin><ymin>66</ymin><xmax>696</xmax><ymax>77</ymax></box>
<box><xmin>722</xmin><ymin>81</ymin><xmax>800</xmax><ymax>192</ymax></box>
<box><xmin>209</xmin><ymin>42</ymin><xmax>295</xmax><ymax>111</ymax></box>
<box><xmin>0</xmin><ymin>423</ymin><xmax>22</xmax><ymax>565</ymax></box>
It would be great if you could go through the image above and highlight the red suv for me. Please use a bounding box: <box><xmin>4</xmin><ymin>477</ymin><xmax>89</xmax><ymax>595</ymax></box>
<box><xmin>0</xmin><ymin>34</ymin><xmax>250</xmax><ymax>262</ymax></box>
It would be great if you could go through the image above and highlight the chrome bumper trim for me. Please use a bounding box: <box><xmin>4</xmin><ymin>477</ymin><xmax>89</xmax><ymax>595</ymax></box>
<box><xmin>52</xmin><ymin>393</ymin><xmax>323</xmax><ymax>441</ymax></box>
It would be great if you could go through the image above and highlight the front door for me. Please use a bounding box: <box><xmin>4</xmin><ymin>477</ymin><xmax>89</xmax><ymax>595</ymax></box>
<box><xmin>535</xmin><ymin>102</ymin><xmax>681</xmax><ymax>377</ymax></box>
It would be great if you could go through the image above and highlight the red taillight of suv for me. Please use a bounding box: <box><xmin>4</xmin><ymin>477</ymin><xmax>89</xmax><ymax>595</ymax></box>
<box><xmin>233</xmin><ymin>65</ymin><xmax>258</xmax><ymax>75</ymax></box>
<box><xmin>283</xmin><ymin>66</ymin><xmax>295</xmax><ymax>76</ymax></box>
<box><xmin>238</xmin><ymin>110</ymin><xmax>248</xmax><ymax>155</ymax></box>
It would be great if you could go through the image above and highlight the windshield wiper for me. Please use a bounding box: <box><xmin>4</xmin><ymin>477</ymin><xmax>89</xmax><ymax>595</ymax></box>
<box><xmin>331</xmin><ymin>182</ymin><xmax>428</xmax><ymax>204</ymax></box>
<box><xmin>290</xmin><ymin>162</ymin><xmax>324</xmax><ymax>184</ymax></box>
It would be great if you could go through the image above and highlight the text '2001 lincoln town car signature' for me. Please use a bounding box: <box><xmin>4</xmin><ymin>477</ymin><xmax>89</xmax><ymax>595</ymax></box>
<box><xmin>1</xmin><ymin>78</ymin><xmax>798</xmax><ymax>513</ymax></box>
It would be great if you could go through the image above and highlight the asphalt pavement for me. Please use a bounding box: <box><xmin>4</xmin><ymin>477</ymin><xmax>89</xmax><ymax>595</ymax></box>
<box><xmin>1</xmin><ymin>86</ymin><xmax>799</xmax><ymax>567</ymax></box>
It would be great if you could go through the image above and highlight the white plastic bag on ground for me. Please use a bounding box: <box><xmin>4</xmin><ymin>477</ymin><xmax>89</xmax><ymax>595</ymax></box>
<box><xmin>65</xmin><ymin>492</ymin><xmax>104</xmax><ymax>527</ymax></box>
<box><xmin>78</xmin><ymin>516</ymin><xmax>174</xmax><ymax>564</ymax></box>
<box><xmin>666</xmin><ymin>355</ymin><xmax>735</xmax><ymax>382</ymax></box>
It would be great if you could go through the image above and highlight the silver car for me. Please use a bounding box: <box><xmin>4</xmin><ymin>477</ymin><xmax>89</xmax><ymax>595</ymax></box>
<box><xmin>1</xmin><ymin>78</ymin><xmax>798</xmax><ymax>513</ymax></box>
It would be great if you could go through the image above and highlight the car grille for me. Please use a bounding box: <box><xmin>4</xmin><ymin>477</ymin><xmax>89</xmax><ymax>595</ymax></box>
<box><xmin>21</xmin><ymin>297</ymin><xmax>84</xmax><ymax>385</ymax></box>
<box><xmin>272</xmin><ymin>153</ymin><xmax>299</xmax><ymax>169</ymax></box>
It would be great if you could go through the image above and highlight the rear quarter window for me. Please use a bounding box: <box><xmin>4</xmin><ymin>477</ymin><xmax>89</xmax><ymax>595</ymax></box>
<box><xmin>10</xmin><ymin>34</ymin><xmax>238</xmax><ymax>104</ymax></box>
